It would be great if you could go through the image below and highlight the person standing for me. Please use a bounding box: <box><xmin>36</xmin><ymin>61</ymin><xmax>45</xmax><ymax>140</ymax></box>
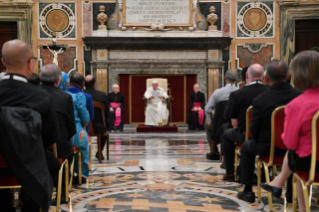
<box><xmin>109</xmin><ymin>84</ymin><xmax>125</xmax><ymax>131</ymax></box>
<box><xmin>0</xmin><ymin>39</ymin><xmax>60</xmax><ymax>212</ymax></box>
<box><xmin>84</xmin><ymin>75</ymin><xmax>110</xmax><ymax>159</ymax></box>
<box><xmin>187</xmin><ymin>84</ymin><xmax>205</xmax><ymax>130</ymax></box>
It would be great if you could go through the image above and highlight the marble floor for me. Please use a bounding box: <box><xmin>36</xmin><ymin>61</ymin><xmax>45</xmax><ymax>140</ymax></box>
<box><xmin>48</xmin><ymin>129</ymin><xmax>319</xmax><ymax>212</ymax></box>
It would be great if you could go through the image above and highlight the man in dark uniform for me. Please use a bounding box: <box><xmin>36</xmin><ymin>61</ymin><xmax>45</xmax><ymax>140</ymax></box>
<box><xmin>40</xmin><ymin>64</ymin><xmax>76</xmax><ymax>202</ymax></box>
<box><xmin>0</xmin><ymin>39</ymin><xmax>60</xmax><ymax>211</ymax></box>
<box><xmin>84</xmin><ymin>75</ymin><xmax>109</xmax><ymax>159</ymax></box>
<box><xmin>108</xmin><ymin>84</ymin><xmax>125</xmax><ymax>131</ymax></box>
<box><xmin>187</xmin><ymin>84</ymin><xmax>205</xmax><ymax>130</ymax></box>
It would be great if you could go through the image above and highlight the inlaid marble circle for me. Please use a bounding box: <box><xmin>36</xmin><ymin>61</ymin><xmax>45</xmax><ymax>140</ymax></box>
<box><xmin>243</xmin><ymin>8</ymin><xmax>266</xmax><ymax>31</ymax></box>
<box><xmin>46</xmin><ymin>10</ymin><xmax>69</xmax><ymax>32</ymax></box>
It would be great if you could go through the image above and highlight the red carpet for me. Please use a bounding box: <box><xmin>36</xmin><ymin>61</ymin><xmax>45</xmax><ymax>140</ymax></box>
<box><xmin>136</xmin><ymin>124</ymin><xmax>178</xmax><ymax>132</ymax></box>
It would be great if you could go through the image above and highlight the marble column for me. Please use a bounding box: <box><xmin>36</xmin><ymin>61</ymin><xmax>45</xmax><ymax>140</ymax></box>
<box><xmin>207</xmin><ymin>69</ymin><xmax>219</xmax><ymax>98</ymax></box>
<box><xmin>96</xmin><ymin>68</ymin><xmax>108</xmax><ymax>94</ymax></box>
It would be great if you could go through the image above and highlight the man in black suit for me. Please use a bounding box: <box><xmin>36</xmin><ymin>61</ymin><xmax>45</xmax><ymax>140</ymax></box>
<box><xmin>40</xmin><ymin>64</ymin><xmax>76</xmax><ymax>202</ymax></box>
<box><xmin>0</xmin><ymin>40</ymin><xmax>60</xmax><ymax>211</ymax></box>
<box><xmin>237</xmin><ymin>60</ymin><xmax>303</xmax><ymax>203</ymax></box>
<box><xmin>84</xmin><ymin>75</ymin><xmax>109</xmax><ymax>160</ymax></box>
<box><xmin>222</xmin><ymin>64</ymin><xmax>268</xmax><ymax>182</ymax></box>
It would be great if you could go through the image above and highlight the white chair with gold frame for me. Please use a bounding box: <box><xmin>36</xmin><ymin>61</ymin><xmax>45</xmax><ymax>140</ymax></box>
<box><xmin>292</xmin><ymin>110</ymin><xmax>319</xmax><ymax>212</ymax></box>
<box><xmin>144</xmin><ymin>78</ymin><xmax>172</xmax><ymax>125</ymax></box>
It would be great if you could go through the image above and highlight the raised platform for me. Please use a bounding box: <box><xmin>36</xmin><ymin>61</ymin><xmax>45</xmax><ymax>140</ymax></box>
<box><xmin>136</xmin><ymin>124</ymin><xmax>178</xmax><ymax>133</ymax></box>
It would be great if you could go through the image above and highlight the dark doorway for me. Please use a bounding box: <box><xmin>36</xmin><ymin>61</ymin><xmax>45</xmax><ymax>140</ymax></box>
<box><xmin>295</xmin><ymin>19</ymin><xmax>319</xmax><ymax>54</ymax></box>
<box><xmin>0</xmin><ymin>22</ymin><xmax>18</xmax><ymax>72</ymax></box>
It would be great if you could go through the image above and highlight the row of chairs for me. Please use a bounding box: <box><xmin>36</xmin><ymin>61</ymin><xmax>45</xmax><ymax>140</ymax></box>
<box><xmin>0</xmin><ymin>101</ymin><xmax>110</xmax><ymax>212</ymax></box>
<box><xmin>235</xmin><ymin>105</ymin><xmax>319</xmax><ymax>212</ymax></box>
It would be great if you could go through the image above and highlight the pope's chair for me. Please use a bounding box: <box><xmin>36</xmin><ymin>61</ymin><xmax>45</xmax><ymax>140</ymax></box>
<box><xmin>292</xmin><ymin>110</ymin><xmax>319</xmax><ymax>212</ymax></box>
<box><xmin>52</xmin><ymin>143</ymin><xmax>69</xmax><ymax>212</ymax></box>
<box><xmin>257</xmin><ymin>106</ymin><xmax>287</xmax><ymax>211</ymax></box>
<box><xmin>89</xmin><ymin>101</ymin><xmax>110</xmax><ymax>165</ymax></box>
<box><xmin>144</xmin><ymin>78</ymin><xmax>172</xmax><ymax>125</ymax></box>
<box><xmin>234</xmin><ymin>106</ymin><xmax>252</xmax><ymax>181</ymax></box>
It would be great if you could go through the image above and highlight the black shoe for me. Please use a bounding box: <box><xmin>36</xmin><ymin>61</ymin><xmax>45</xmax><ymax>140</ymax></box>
<box><xmin>95</xmin><ymin>152</ymin><xmax>105</xmax><ymax>160</ymax></box>
<box><xmin>237</xmin><ymin>191</ymin><xmax>256</xmax><ymax>203</ymax></box>
<box><xmin>285</xmin><ymin>192</ymin><xmax>292</xmax><ymax>203</ymax></box>
<box><xmin>74</xmin><ymin>175</ymin><xmax>87</xmax><ymax>184</ymax></box>
<box><xmin>206</xmin><ymin>152</ymin><xmax>220</xmax><ymax>160</ymax></box>
<box><xmin>220</xmin><ymin>161</ymin><xmax>225</xmax><ymax>169</ymax></box>
<box><xmin>223</xmin><ymin>174</ymin><xmax>235</xmax><ymax>182</ymax></box>
<box><xmin>260</xmin><ymin>183</ymin><xmax>282</xmax><ymax>198</ymax></box>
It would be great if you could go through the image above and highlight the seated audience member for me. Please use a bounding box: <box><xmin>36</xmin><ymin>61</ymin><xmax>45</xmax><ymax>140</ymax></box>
<box><xmin>109</xmin><ymin>84</ymin><xmax>125</xmax><ymax>131</ymax></box>
<box><xmin>84</xmin><ymin>75</ymin><xmax>110</xmax><ymax>160</ymax></box>
<box><xmin>187</xmin><ymin>84</ymin><xmax>205</xmax><ymax>130</ymax></box>
<box><xmin>239</xmin><ymin>66</ymin><xmax>249</xmax><ymax>88</ymax></box>
<box><xmin>28</xmin><ymin>73</ymin><xmax>40</xmax><ymax>86</ymax></box>
<box><xmin>59</xmin><ymin>71</ymin><xmax>70</xmax><ymax>90</ymax></box>
<box><xmin>237</xmin><ymin>60</ymin><xmax>302</xmax><ymax>203</ymax></box>
<box><xmin>67</xmin><ymin>73</ymin><xmax>94</xmax><ymax>133</ymax></box>
<box><xmin>204</xmin><ymin>69</ymin><xmax>238</xmax><ymax>160</ymax></box>
<box><xmin>40</xmin><ymin>64</ymin><xmax>76</xmax><ymax>201</ymax></box>
<box><xmin>261</xmin><ymin>51</ymin><xmax>319</xmax><ymax>212</ymax></box>
<box><xmin>66</xmin><ymin>75</ymin><xmax>91</xmax><ymax>181</ymax></box>
<box><xmin>0</xmin><ymin>40</ymin><xmax>60</xmax><ymax>212</ymax></box>
<box><xmin>222</xmin><ymin>64</ymin><xmax>268</xmax><ymax>181</ymax></box>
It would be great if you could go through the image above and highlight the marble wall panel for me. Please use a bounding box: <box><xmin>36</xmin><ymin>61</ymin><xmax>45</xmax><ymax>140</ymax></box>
<box><xmin>40</xmin><ymin>47</ymin><xmax>77</xmax><ymax>73</ymax></box>
<box><xmin>236</xmin><ymin>44</ymin><xmax>274</xmax><ymax>68</ymax></box>
<box><xmin>222</xmin><ymin>1</ymin><xmax>230</xmax><ymax>37</ymax></box>
<box><xmin>83</xmin><ymin>46</ymin><xmax>92</xmax><ymax>76</ymax></box>
<box><xmin>109</xmin><ymin>51</ymin><xmax>206</xmax><ymax>60</ymax></box>
<box><xmin>83</xmin><ymin>2</ymin><xmax>92</xmax><ymax>37</ymax></box>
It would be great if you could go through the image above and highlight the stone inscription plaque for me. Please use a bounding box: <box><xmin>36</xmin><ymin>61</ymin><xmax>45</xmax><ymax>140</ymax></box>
<box><xmin>123</xmin><ymin>0</ymin><xmax>192</xmax><ymax>26</ymax></box>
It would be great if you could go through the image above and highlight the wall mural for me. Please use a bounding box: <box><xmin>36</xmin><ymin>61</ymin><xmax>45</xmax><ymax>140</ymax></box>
<box><xmin>237</xmin><ymin>1</ymin><xmax>274</xmax><ymax>38</ymax></box>
<box><xmin>38</xmin><ymin>2</ymin><xmax>76</xmax><ymax>39</ymax></box>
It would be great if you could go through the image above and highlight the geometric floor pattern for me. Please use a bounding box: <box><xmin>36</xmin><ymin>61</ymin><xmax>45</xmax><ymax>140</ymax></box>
<box><xmin>45</xmin><ymin>129</ymin><xmax>319</xmax><ymax>212</ymax></box>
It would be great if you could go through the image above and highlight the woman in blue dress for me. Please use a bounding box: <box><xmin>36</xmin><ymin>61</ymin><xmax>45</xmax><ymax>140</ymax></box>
<box><xmin>61</xmin><ymin>75</ymin><xmax>90</xmax><ymax>178</ymax></box>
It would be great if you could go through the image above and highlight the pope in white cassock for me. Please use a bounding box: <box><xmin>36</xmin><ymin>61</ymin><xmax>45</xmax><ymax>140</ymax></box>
<box><xmin>144</xmin><ymin>81</ymin><xmax>169</xmax><ymax>126</ymax></box>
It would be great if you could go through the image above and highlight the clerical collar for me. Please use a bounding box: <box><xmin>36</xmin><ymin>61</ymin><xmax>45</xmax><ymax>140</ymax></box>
<box><xmin>245</xmin><ymin>80</ymin><xmax>263</xmax><ymax>86</ymax></box>
<box><xmin>225</xmin><ymin>83</ymin><xmax>235</xmax><ymax>87</ymax></box>
<box><xmin>2</xmin><ymin>74</ymin><xmax>27</xmax><ymax>83</ymax></box>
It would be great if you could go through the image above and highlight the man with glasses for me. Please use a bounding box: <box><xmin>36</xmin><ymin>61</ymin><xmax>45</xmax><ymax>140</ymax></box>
<box><xmin>0</xmin><ymin>39</ymin><xmax>60</xmax><ymax>211</ymax></box>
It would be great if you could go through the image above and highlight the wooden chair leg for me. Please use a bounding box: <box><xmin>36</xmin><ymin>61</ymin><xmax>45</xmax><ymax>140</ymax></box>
<box><xmin>264</xmin><ymin>164</ymin><xmax>273</xmax><ymax>211</ymax></box>
<box><xmin>78</xmin><ymin>151</ymin><xmax>82</xmax><ymax>184</ymax></box>
<box><xmin>56</xmin><ymin>161</ymin><xmax>64</xmax><ymax>212</ymax></box>
<box><xmin>257</xmin><ymin>159</ymin><xmax>262</xmax><ymax>201</ymax></box>
<box><xmin>293</xmin><ymin>174</ymin><xmax>298</xmax><ymax>212</ymax></box>
<box><xmin>89</xmin><ymin>140</ymin><xmax>92</xmax><ymax>170</ymax></box>
<box><xmin>98</xmin><ymin>135</ymin><xmax>102</xmax><ymax>163</ymax></box>
<box><xmin>64</xmin><ymin>161</ymin><xmax>69</xmax><ymax>203</ymax></box>
<box><xmin>234</xmin><ymin>147</ymin><xmax>238</xmax><ymax>182</ymax></box>
<box><xmin>106</xmin><ymin>134</ymin><xmax>109</xmax><ymax>160</ymax></box>
<box><xmin>69</xmin><ymin>154</ymin><xmax>75</xmax><ymax>191</ymax></box>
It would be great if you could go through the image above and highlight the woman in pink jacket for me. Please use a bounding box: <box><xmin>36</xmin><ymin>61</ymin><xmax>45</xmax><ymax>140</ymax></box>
<box><xmin>261</xmin><ymin>50</ymin><xmax>319</xmax><ymax>212</ymax></box>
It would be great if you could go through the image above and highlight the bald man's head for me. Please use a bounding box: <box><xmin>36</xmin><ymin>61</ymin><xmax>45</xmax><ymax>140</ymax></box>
<box><xmin>247</xmin><ymin>64</ymin><xmax>264</xmax><ymax>83</ymax></box>
<box><xmin>85</xmin><ymin>75</ymin><xmax>96</xmax><ymax>88</ymax></box>
<box><xmin>2</xmin><ymin>39</ymin><xmax>34</xmax><ymax>71</ymax></box>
